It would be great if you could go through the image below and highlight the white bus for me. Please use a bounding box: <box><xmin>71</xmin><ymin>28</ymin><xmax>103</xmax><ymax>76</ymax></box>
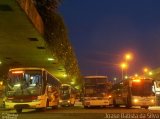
<box><xmin>82</xmin><ymin>76</ymin><xmax>112</xmax><ymax>108</ymax></box>
<box><xmin>59</xmin><ymin>84</ymin><xmax>76</xmax><ymax>106</ymax></box>
<box><xmin>112</xmin><ymin>77</ymin><xmax>156</xmax><ymax>109</ymax></box>
<box><xmin>4</xmin><ymin>67</ymin><xmax>61</xmax><ymax>113</ymax></box>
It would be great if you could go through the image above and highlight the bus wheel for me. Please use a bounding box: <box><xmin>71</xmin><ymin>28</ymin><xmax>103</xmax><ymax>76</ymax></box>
<box><xmin>16</xmin><ymin>109</ymin><xmax>22</xmax><ymax>113</ymax></box>
<box><xmin>145</xmin><ymin>106</ymin><xmax>149</xmax><ymax>109</ymax></box>
<box><xmin>84</xmin><ymin>106</ymin><xmax>88</xmax><ymax>108</ymax></box>
<box><xmin>52</xmin><ymin>105</ymin><xmax>58</xmax><ymax>109</ymax></box>
<box><xmin>113</xmin><ymin>100</ymin><xmax>119</xmax><ymax>107</ymax></box>
<box><xmin>126</xmin><ymin>97</ymin><xmax>131</xmax><ymax>108</ymax></box>
<box><xmin>71</xmin><ymin>102</ymin><xmax>75</xmax><ymax>107</ymax></box>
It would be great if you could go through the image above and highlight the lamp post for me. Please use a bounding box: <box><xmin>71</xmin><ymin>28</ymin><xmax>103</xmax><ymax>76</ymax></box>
<box><xmin>124</xmin><ymin>53</ymin><xmax>133</xmax><ymax>76</ymax></box>
<box><xmin>120</xmin><ymin>62</ymin><xmax>127</xmax><ymax>80</ymax></box>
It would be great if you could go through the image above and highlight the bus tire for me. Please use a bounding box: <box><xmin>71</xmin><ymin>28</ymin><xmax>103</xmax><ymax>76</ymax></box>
<box><xmin>16</xmin><ymin>109</ymin><xmax>22</xmax><ymax>113</ymax></box>
<box><xmin>113</xmin><ymin>99</ymin><xmax>119</xmax><ymax>107</ymax></box>
<box><xmin>84</xmin><ymin>106</ymin><xmax>88</xmax><ymax>108</ymax></box>
<box><xmin>52</xmin><ymin>105</ymin><xmax>58</xmax><ymax>109</ymax></box>
<box><xmin>126</xmin><ymin>97</ymin><xmax>131</xmax><ymax>108</ymax></box>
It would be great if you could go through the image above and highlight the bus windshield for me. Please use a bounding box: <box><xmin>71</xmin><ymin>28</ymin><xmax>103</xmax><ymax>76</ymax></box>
<box><xmin>84</xmin><ymin>77</ymin><xmax>109</xmax><ymax>97</ymax></box>
<box><xmin>6</xmin><ymin>70</ymin><xmax>42</xmax><ymax>96</ymax></box>
<box><xmin>60</xmin><ymin>86</ymin><xmax>70</xmax><ymax>100</ymax></box>
<box><xmin>131</xmin><ymin>80</ymin><xmax>154</xmax><ymax>96</ymax></box>
<box><xmin>84</xmin><ymin>84</ymin><xmax>107</xmax><ymax>97</ymax></box>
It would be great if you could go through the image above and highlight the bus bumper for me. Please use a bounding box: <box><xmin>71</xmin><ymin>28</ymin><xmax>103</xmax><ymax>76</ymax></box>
<box><xmin>5</xmin><ymin>100</ymin><xmax>44</xmax><ymax>109</ymax></box>
<box><xmin>59</xmin><ymin>100</ymin><xmax>71</xmax><ymax>106</ymax></box>
<box><xmin>132</xmin><ymin>97</ymin><xmax>156</xmax><ymax>106</ymax></box>
<box><xmin>83</xmin><ymin>99</ymin><xmax>109</xmax><ymax>107</ymax></box>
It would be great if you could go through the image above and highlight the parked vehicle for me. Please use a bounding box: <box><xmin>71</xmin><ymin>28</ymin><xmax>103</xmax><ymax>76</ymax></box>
<box><xmin>59</xmin><ymin>84</ymin><xmax>76</xmax><ymax>106</ymax></box>
<box><xmin>82</xmin><ymin>76</ymin><xmax>112</xmax><ymax>108</ymax></box>
<box><xmin>4</xmin><ymin>67</ymin><xmax>61</xmax><ymax>113</ymax></box>
<box><xmin>111</xmin><ymin>77</ymin><xmax>156</xmax><ymax>109</ymax></box>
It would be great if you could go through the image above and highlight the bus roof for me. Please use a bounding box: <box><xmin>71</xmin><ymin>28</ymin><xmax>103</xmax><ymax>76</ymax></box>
<box><xmin>9</xmin><ymin>67</ymin><xmax>45</xmax><ymax>71</ymax></box>
<box><xmin>9</xmin><ymin>67</ymin><xmax>61</xmax><ymax>83</ymax></box>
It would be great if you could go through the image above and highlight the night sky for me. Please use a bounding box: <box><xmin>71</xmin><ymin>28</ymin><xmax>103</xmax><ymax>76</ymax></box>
<box><xmin>59</xmin><ymin>0</ymin><xmax>160</xmax><ymax>79</ymax></box>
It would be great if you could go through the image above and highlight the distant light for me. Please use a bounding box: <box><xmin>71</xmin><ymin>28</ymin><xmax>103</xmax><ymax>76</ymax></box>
<box><xmin>120</xmin><ymin>62</ymin><xmax>128</xmax><ymax>69</ymax></box>
<box><xmin>134</xmin><ymin>99</ymin><xmax>138</xmax><ymax>103</ymax></box>
<box><xmin>125</xmin><ymin>53</ymin><xmax>133</xmax><ymax>61</ymax></box>
<box><xmin>149</xmin><ymin>71</ymin><xmax>153</xmax><ymax>76</ymax></box>
<box><xmin>124</xmin><ymin>75</ymin><xmax>128</xmax><ymax>79</ymax></box>
<box><xmin>0</xmin><ymin>81</ymin><xmax>3</xmax><ymax>85</ymax></box>
<box><xmin>48</xmin><ymin>58</ymin><xmax>55</xmax><ymax>61</ymax></box>
<box><xmin>134</xmin><ymin>74</ymin><xmax>138</xmax><ymax>77</ymax></box>
<box><xmin>113</xmin><ymin>77</ymin><xmax>117</xmax><ymax>81</ymax></box>
<box><xmin>63</xmin><ymin>74</ymin><xmax>67</xmax><ymax>78</ymax></box>
<box><xmin>30</xmin><ymin>76</ymin><xmax>33</xmax><ymax>80</ymax></box>
<box><xmin>71</xmin><ymin>81</ymin><xmax>75</xmax><ymax>85</ymax></box>
<box><xmin>143</xmin><ymin>68</ymin><xmax>149</xmax><ymax>73</ymax></box>
<box><xmin>0</xmin><ymin>61</ymin><xmax>2</xmax><ymax>64</ymax></box>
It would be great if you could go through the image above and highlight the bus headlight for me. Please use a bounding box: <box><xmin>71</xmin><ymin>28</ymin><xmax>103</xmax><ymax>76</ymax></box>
<box><xmin>151</xmin><ymin>99</ymin><xmax>154</xmax><ymax>103</ymax></box>
<box><xmin>134</xmin><ymin>99</ymin><xmax>138</xmax><ymax>103</ymax></box>
<box><xmin>108</xmin><ymin>95</ymin><xmax>112</xmax><ymax>98</ymax></box>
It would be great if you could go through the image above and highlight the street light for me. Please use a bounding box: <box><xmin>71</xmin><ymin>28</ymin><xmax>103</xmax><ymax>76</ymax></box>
<box><xmin>120</xmin><ymin>62</ymin><xmax>128</xmax><ymax>80</ymax></box>
<box><xmin>148</xmin><ymin>71</ymin><xmax>153</xmax><ymax>76</ymax></box>
<box><xmin>113</xmin><ymin>77</ymin><xmax>117</xmax><ymax>83</ymax></box>
<box><xmin>143</xmin><ymin>67</ymin><xmax>149</xmax><ymax>73</ymax></box>
<box><xmin>125</xmin><ymin>53</ymin><xmax>133</xmax><ymax>61</ymax></box>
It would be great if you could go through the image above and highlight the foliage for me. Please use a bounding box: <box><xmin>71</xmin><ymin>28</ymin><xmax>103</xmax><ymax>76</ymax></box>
<box><xmin>34</xmin><ymin>0</ymin><xmax>81</xmax><ymax>84</ymax></box>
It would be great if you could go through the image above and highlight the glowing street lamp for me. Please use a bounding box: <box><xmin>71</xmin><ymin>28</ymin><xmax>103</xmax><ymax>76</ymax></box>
<box><xmin>148</xmin><ymin>71</ymin><xmax>153</xmax><ymax>76</ymax></box>
<box><xmin>134</xmin><ymin>73</ymin><xmax>138</xmax><ymax>77</ymax></box>
<box><xmin>113</xmin><ymin>77</ymin><xmax>117</xmax><ymax>83</ymax></box>
<box><xmin>143</xmin><ymin>68</ymin><xmax>149</xmax><ymax>73</ymax></box>
<box><xmin>125</xmin><ymin>53</ymin><xmax>133</xmax><ymax>61</ymax></box>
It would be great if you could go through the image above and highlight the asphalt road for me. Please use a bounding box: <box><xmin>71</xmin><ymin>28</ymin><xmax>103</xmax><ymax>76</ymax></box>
<box><xmin>1</xmin><ymin>102</ymin><xmax>160</xmax><ymax>119</ymax></box>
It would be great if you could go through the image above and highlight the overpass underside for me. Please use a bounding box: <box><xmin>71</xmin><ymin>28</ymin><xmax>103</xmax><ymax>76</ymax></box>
<box><xmin>0</xmin><ymin>0</ymin><xmax>81</xmax><ymax>89</ymax></box>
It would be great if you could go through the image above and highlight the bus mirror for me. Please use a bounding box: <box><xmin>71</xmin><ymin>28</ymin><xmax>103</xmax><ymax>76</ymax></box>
<box><xmin>152</xmin><ymin>86</ymin><xmax>155</xmax><ymax>93</ymax></box>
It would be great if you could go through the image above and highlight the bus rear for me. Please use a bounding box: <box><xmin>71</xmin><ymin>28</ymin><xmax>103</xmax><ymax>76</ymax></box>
<box><xmin>82</xmin><ymin>76</ymin><xmax>112</xmax><ymax>108</ymax></box>
<box><xmin>130</xmin><ymin>78</ymin><xmax>156</xmax><ymax>108</ymax></box>
<box><xmin>112</xmin><ymin>78</ymin><xmax>156</xmax><ymax>109</ymax></box>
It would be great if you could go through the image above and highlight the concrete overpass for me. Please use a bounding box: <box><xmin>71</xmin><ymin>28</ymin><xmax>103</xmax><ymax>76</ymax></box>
<box><xmin>0</xmin><ymin>0</ymin><xmax>81</xmax><ymax>89</ymax></box>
